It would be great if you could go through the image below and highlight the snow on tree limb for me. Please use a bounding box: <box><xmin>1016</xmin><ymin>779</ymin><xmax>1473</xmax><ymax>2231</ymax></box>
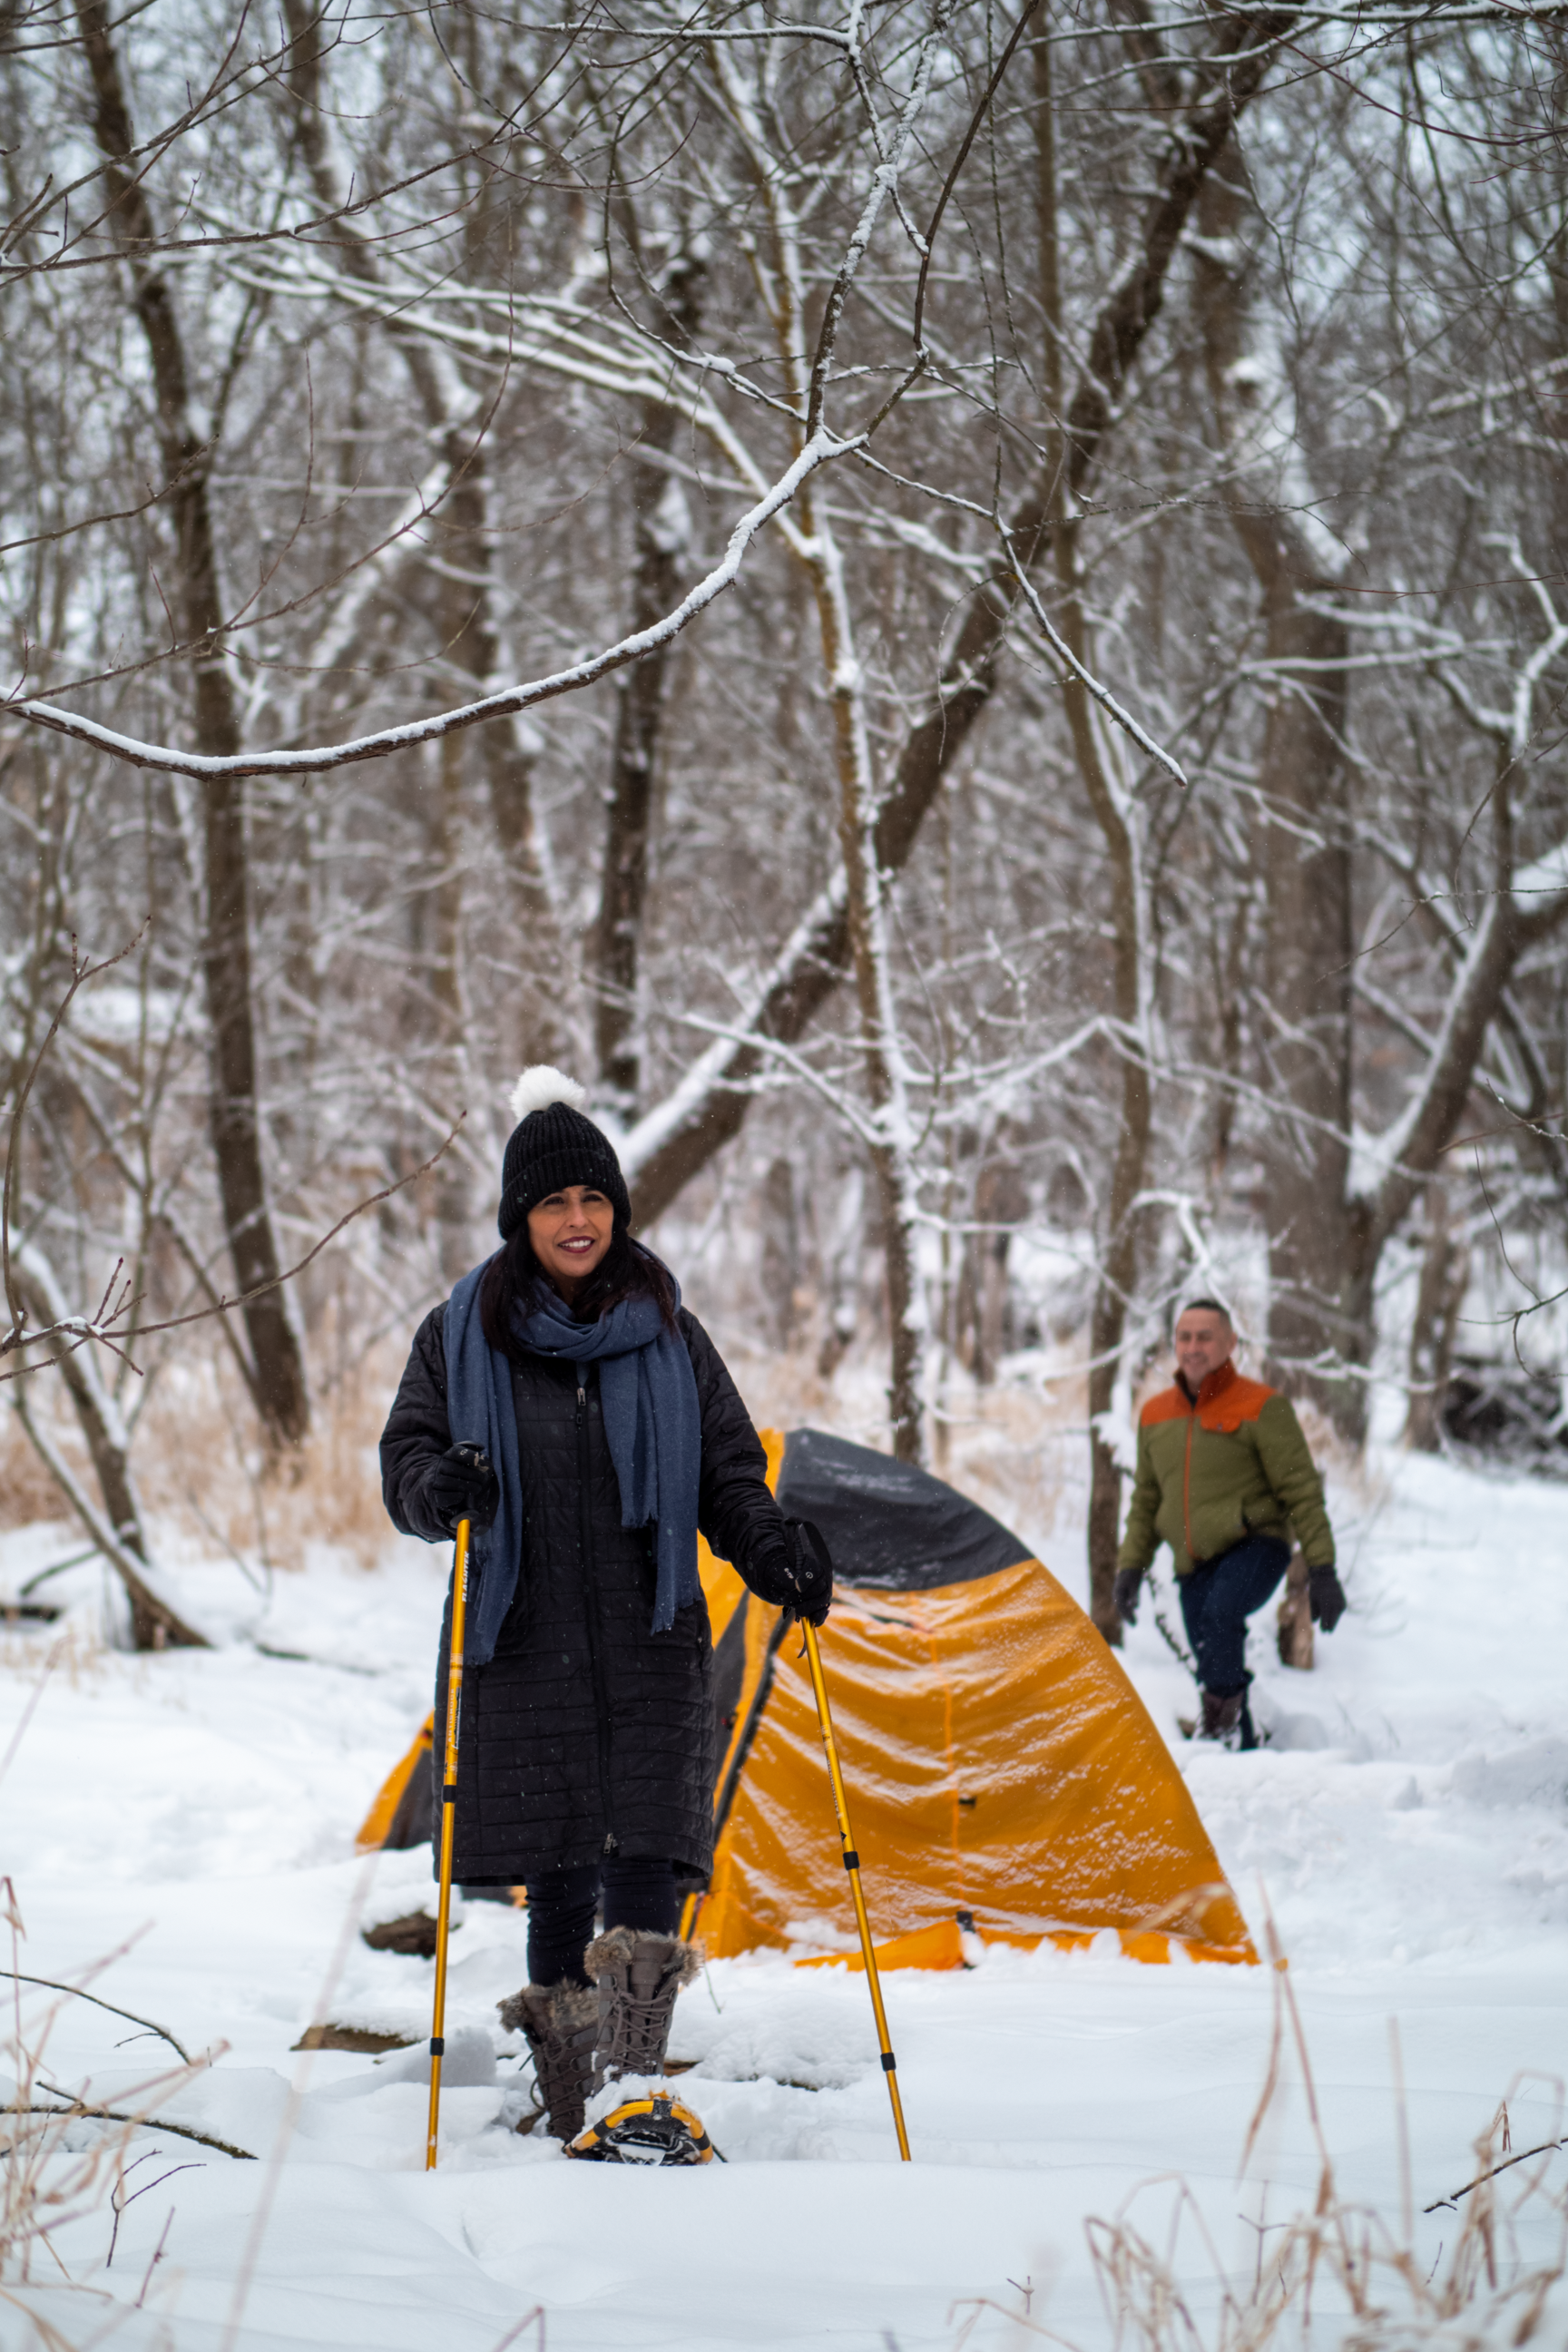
<box><xmin>6</xmin><ymin>428</ymin><xmax>855</xmax><ymax>779</ymax></box>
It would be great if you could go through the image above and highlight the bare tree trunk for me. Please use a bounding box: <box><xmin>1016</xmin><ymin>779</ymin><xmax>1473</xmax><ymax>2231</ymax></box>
<box><xmin>1275</xmin><ymin>1549</ymin><xmax>1314</xmax><ymax>1671</ymax></box>
<box><xmin>705</xmin><ymin>42</ymin><xmax>929</xmax><ymax>1459</ymax></box>
<box><xmin>1035</xmin><ymin>23</ymin><xmax>1152</xmax><ymax>1642</ymax></box>
<box><xmin>79</xmin><ymin>0</ymin><xmax>309</xmax><ymax>1452</ymax></box>
<box><xmin>625</xmin><ymin>9</ymin><xmax>1297</xmax><ymax>1228</ymax></box>
<box><xmin>759</xmin><ymin>1157</ymin><xmax>800</xmax><ymax>1353</ymax></box>
<box><xmin>429</xmin><ymin>732</ymin><xmax>474</xmax><ymax>1283</ymax></box>
<box><xmin>1405</xmin><ymin>1182</ymin><xmax>1468</xmax><ymax>1450</ymax></box>
<box><xmin>812</xmin><ymin>517</ymin><xmax>929</xmax><ymax>1463</ymax></box>
<box><xmin>11</xmin><ymin>1246</ymin><xmax>207</xmax><ymax>1649</ymax></box>
<box><xmin>280</xmin><ymin>0</ymin><xmax>569</xmax><ymax>1077</ymax></box>
<box><xmin>593</xmin><ymin>258</ymin><xmax>704</xmax><ymax>1116</ymax></box>
<box><xmin>967</xmin><ymin>1155</ymin><xmax>1027</xmax><ymax>1385</ymax></box>
<box><xmin>1194</xmin><ymin>154</ymin><xmax>1359</xmax><ymax>1435</ymax></box>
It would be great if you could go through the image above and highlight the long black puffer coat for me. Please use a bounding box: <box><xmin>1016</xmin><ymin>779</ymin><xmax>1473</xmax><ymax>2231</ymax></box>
<box><xmin>379</xmin><ymin>1301</ymin><xmax>788</xmax><ymax>1885</ymax></box>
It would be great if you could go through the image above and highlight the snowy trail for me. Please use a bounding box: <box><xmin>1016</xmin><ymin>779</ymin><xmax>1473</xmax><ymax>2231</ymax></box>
<box><xmin>3</xmin><ymin>1443</ymin><xmax>1567</xmax><ymax>2349</ymax></box>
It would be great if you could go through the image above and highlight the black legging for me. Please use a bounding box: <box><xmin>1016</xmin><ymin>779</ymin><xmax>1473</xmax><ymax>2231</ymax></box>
<box><xmin>526</xmin><ymin>1856</ymin><xmax>681</xmax><ymax>1986</ymax></box>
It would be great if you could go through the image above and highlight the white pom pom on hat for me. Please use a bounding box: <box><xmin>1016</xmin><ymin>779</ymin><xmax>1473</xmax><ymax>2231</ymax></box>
<box><xmin>497</xmin><ymin>1066</ymin><xmax>630</xmax><ymax>1240</ymax></box>
<box><xmin>508</xmin><ymin>1065</ymin><xmax>588</xmax><ymax>1124</ymax></box>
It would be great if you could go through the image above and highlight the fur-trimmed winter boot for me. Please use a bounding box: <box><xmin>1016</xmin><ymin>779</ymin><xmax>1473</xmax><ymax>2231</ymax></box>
<box><xmin>583</xmin><ymin>1926</ymin><xmax>701</xmax><ymax>2089</ymax></box>
<box><xmin>497</xmin><ymin>1981</ymin><xmax>599</xmax><ymax>2141</ymax></box>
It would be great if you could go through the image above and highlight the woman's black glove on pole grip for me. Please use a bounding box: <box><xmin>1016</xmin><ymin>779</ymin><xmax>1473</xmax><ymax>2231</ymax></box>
<box><xmin>740</xmin><ymin>1517</ymin><xmax>834</xmax><ymax>1625</ymax></box>
<box><xmin>781</xmin><ymin>1517</ymin><xmax>834</xmax><ymax>1626</ymax></box>
<box><xmin>425</xmin><ymin>1443</ymin><xmax>499</xmax><ymax>1536</ymax></box>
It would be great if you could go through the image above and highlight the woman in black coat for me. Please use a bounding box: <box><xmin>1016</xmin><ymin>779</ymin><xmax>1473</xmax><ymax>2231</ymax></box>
<box><xmin>379</xmin><ymin>1068</ymin><xmax>831</xmax><ymax>2146</ymax></box>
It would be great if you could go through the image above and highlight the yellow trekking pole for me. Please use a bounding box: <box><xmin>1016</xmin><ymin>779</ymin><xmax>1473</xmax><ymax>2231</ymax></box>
<box><xmin>800</xmin><ymin>1619</ymin><xmax>911</xmax><ymax>2161</ymax></box>
<box><xmin>426</xmin><ymin>1514</ymin><xmax>471</xmax><ymax>2171</ymax></box>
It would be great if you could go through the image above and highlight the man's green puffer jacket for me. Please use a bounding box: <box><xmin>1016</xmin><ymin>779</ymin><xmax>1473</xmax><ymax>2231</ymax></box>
<box><xmin>1116</xmin><ymin>1359</ymin><xmax>1335</xmax><ymax>1579</ymax></box>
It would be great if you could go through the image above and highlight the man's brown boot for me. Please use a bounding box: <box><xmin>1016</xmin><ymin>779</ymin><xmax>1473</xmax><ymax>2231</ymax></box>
<box><xmin>583</xmin><ymin>1926</ymin><xmax>701</xmax><ymax>2090</ymax></box>
<box><xmin>497</xmin><ymin>1981</ymin><xmax>598</xmax><ymax>2141</ymax></box>
<box><xmin>1200</xmin><ymin>1689</ymin><xmax>1244</xmax><ymax>1746</ymax></box>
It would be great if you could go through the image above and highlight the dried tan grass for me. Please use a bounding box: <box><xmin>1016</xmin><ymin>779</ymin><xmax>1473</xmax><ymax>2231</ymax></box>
<box><xmin>0</xmin><ymin>1418</ymin><xmax>72</xmax><ymax>1534</ymax></box>
<box><xmin>0</xmin><ymin>1628</ymin><xmax>103</xmax><ymax>1691</ymax></box>
<box><xmin>132</xmin><ymin>1332</ymin><xmax>405</xmax><ymax>1573</ymax></box>
<box><xmin>0</xmin><ymin>1876</ymin><xmax>221</xmax><ymax>2346</ymax></box>
<box><xmin>950</xmin><ymin>1915</ymin><xmax>1568</xmax><ymax>2352</ymax></box>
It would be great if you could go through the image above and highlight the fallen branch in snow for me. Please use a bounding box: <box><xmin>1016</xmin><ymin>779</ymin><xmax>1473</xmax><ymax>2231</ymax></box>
<box><xmin>1424</xmin><ymin>2134</ymin><xmax>1568</xmax><ymax>2214</ymax></box>
<box><xmin>0</xmin><ymin>1974</ymin><xmax>191</xmax><ymax>2065</ymax></box>
<box><xmin>25</xmin><ymin>2095</ymin><xmax>253</xmax><ymax>2161</ymax></box>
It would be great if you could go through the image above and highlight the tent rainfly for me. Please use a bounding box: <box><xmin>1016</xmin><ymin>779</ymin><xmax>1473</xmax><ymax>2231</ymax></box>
<box><xmin>358</xmin><ymin>1428</ymin><xmax>1255</xmax><ymax>1970</ymax></box>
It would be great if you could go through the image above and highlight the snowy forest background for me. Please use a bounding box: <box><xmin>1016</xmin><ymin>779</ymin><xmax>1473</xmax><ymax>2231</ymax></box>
<box><xmin>4</xmin><ymin>0</ymin><xmax>1568</xmax><ymax>1643</ymax></box>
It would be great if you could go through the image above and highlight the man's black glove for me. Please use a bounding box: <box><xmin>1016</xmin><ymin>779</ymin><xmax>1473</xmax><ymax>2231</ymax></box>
<box><xmin>744</xmin><ymin>1518</ymin><xmax>834</xmax><ymax>1626</ymax></box>
<box><xmin>1112</xmin><ymin>1567</ymin><xmax>1144</xmax><ymax>1625</ymax></box>
<box><xmin>1308</xmin><ymin>1562</ymin><xmax>1347</xmax><ymax>1632</ymax></box>
<box><xmin>426</xmin><ymin>1443</ymin><xmax>498</xmax><ymax>1536</ymax></box>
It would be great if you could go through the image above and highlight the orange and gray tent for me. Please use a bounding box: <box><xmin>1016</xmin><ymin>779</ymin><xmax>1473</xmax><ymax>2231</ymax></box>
<box><xmin>358</xmin><ymin>1427</ymin><xmax>1254</xmax><ymax>1968</ymax></box>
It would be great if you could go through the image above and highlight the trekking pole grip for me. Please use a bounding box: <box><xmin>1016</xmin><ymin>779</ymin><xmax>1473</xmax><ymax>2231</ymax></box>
<box><xmin>426</xmin><ymin>1515</ymin><xmax>471</xmax><ymax>2171</ymax></box>
<box><xmin>800</xmin><ymin>1619</ymin><xmax>911</xmax><ymax>2161</ymax></box>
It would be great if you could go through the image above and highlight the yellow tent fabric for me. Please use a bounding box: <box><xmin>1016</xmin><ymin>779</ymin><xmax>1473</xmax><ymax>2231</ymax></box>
<box><xmin>697</xmin><ymin>1432</ymin><xmax>1254</xmax><ymax>1968</ymax></box>
<box><xmin>361</xmin><ymin>1423</ymin><xmax>1253</xmax><ymax>1969</ymax></box>
<box><xmin>357</xmin><ymin>1716</ymin><xmax>432</xmax><ymax>1850</ymax></box>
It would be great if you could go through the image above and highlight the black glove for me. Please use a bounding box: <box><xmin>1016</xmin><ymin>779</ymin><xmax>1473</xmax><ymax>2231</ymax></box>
<box><xmin>425</xmin><ymin>1443</ymin><xmax>498</xmax><ymax>1537</ymax></box>
<box><xmin>783</xmin><ymin>1518</ymin><xmax>834</xmax><ymax>1627</ymax></box>
<box><xmin>1113</xmin><ymin>1567</ymin><xmax>1144</xmax><ymax>1625</ymax></box>
<box><xmin>1308</xmin><ymin>1562</ymin><xmax>1347</xmax><ymax>1632</ymax></box>
<box><xmin>743</xmin><ymin>1517</ymin><xmax>834</xmax><ymax>1626</ymax></box>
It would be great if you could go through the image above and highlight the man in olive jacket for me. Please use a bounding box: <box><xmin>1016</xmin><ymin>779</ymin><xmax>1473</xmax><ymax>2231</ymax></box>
<box><xmin>1112</xmin><ymin>1298</ymin><xmax>1348</xmax><ymax>1745</ymax></box>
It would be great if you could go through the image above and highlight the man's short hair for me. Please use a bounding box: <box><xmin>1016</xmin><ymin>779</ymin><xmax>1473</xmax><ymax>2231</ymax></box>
<box><xmin>1177</xmin><ymin>1296</ymin><xmax>1233</xmax><ymax>1325</ymax></box>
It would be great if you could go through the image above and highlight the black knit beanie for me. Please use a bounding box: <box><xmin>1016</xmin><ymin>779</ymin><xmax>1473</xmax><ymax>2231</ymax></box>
<box><xmin>497</xmin><ymin>1067</ymin><xmax>631</xmax><ymax>1240</ymax></box>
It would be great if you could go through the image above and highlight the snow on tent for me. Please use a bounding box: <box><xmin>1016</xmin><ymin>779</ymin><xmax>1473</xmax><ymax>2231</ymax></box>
<box><xmin>358</xmin><ymin>1428</ymin><xmax>1255</xmax><ymax>1969</ymax></box>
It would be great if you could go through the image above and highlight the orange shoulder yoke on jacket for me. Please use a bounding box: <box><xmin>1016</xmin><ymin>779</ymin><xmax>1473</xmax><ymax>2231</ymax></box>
<box><xmin>1139</xmin><ymin>1362</ymin><xmax>1276</xmax><ymax>1434</ymax></box>
<box><xmin>1200</xmin><ymin>1369</ymin><xmax>1274</xmax><ymax>1434</ymax></box>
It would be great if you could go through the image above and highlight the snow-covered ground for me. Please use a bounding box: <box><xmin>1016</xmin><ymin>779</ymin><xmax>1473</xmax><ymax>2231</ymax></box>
<box><xmin>3</xmin><ymin>1436</ymin><xmax>1566</xmax><ymax>2350</ymax></box>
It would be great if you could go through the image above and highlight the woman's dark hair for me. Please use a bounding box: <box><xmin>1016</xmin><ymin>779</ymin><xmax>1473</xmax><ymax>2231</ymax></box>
<box><xmin>478</xmin><ymin>1220</ymin><xmax>678</xmax><ymax>1357</ymax></box>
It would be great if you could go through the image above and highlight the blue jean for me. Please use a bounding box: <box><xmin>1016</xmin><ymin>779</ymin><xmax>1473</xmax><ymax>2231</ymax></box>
<box><xmin>1178</xmin><ymin>1536</ymin><xmax>1290</xmax><ymax>1697</ymax></box>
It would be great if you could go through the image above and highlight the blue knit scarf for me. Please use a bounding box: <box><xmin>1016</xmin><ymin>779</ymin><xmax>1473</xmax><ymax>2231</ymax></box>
<box><xmin>444</xmin><ymin>1259</ymin><xmax>702</xmax><ymax>1661</ymax></box>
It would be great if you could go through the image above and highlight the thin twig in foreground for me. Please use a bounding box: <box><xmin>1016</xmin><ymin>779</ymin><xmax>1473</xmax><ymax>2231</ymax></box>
<box><xmin>0</xmin><ymin>1973</ymin><xmax>191</xmax><ymax>2064</ymax></box>
<box><xmin>24</xmin><ymin>2098</ymin><xmax>253</xmax><ymax>2161</ymax></box>
<box><xmin>1424</xmin><ymin>2133</ymin><xmax>1568</xmax><ymax>2213</ymax></box>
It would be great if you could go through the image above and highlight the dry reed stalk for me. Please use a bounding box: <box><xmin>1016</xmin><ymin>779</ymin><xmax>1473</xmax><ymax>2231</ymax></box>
<box><xmin>0</xmin><ymin>1415</ymin><xmax>70</xmax><ymax>1532</ymax></box>
<box><xmin>1</xmin><ymin>1875</ymin><xmax>222</xmax><ymax>2343</ymax></box>
<box><xmin>132</xmin><ymin>1329</ymin><xmax>407</xmax><ymax>1571</ymax></box>
<box><xmin>949</xmin><ymin>1906</ymin><xmax>1568</xmax><ymax>2352</ymax></box>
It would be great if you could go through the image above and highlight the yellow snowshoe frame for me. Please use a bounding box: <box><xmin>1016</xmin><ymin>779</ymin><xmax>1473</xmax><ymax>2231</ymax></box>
<box><xmin>567</xmin><ymin>2090</ymin><xmax>718</xmax><ymax>2165</ymax></box>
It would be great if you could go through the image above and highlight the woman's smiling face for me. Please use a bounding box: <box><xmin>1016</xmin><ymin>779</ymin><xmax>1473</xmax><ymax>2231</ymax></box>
<box><xmin>526</xmin><ymin>1184</ymin><xmax>615</xmax><ymax>1301</ymax></box>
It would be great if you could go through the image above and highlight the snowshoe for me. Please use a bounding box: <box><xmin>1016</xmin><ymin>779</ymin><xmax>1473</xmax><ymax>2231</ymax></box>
<box><xmin>566</xmin><ymin>2086</ymin><xmax>718</xmax><ymax>2165</ymax></box>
